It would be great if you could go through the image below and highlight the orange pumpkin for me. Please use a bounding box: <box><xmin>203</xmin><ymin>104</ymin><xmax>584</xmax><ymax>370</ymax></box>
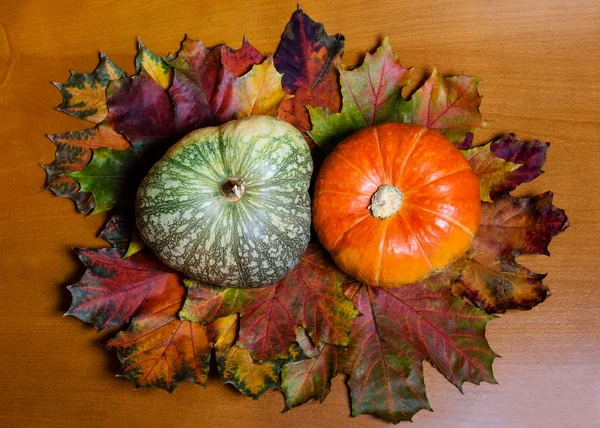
<box><xmin>313</xmin><ymin>123</ymin><xmax>481</xmax><ymax>287</ymax></box>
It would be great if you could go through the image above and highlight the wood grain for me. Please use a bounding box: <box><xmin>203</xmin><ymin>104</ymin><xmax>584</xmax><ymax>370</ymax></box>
<box><xmin>0</xmin><ymin>0</ymin><xmax>598</xmax><ymax>426</ymax></box>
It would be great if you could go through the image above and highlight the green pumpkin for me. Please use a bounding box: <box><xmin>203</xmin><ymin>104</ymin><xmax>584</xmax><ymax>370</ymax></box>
<box><xmin>136</xmin><ymin>116</ymin><xmax>313</xmax><ymax>288</ymax></box>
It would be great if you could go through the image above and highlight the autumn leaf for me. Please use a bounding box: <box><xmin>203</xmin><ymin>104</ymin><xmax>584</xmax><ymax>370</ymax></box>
<box><xmin>218</xmin><ymin>345</ymin><xmax>283</xmax><ymax>398</ymax></box>
<box><xmin>53</xmin><ymin>52</ymin><xmax>125</xmax><ymax>123</ymax></box>
<box><xmin>68</xmin><ymin>147</ymin><xmax>141</xmax><ymax>214</ymax></box>
<box><xmin>281</xmin><ymin>327</ymin><xmax>338</xmax><ymax>410</ymax></box>
<box><xmin>308</xmin><ymin>37</ymin><xmax>411</xmax><ymax>151</ymax></box>
<box><xmin>106</xmin><ymin>275</ymin><xmax>212</xmax><ymax>391</ymax></box>
<box><xmin>221</xmin><ymin>37</ymin><xmax>265</xmax><ymax>77</ymax></box>
<box><xmin>463</xmin><ymin>134</ymin><xmax>549</xmax><ymax>202</ymax></box>
<box><xmin>396</xmin><ymin>68</ymin><xmax>484</xmax><ymax>143</ymax></box>
<box><xmin>98</xmin><ymin>212</ymin><xmax>135</xmax><ymax>252</ymax></box>
<box><xmin>462</xmin><ymin>144</ymin><xmax>521</xmax><ymax>202</ymax></box>
<box><xmin>180</xmin><ymin>242</ymin><xmax>359</xmax><ymax>361</ymax></box>
<box><xmin>135</xmin><ymin>40</ymin><xmax>172</xmax><ymax>89</ymax></box>
<box><xmin>212</xmin><ymin>315</ymin><xmax>305</xmax><ymax>399</ymax></box>
<box><xmin>340</xmin><ymin>281</ymin><xmax>498</xmax><ymax>423</ymax></box>
<box><xmin>107</xmin><ymin>71</ymin><xmax>176</xmax><ymax>148</ymax></box>
<box><xmin>454</xmin><ymin>192</ymin><xmax>568</xmax><ymax>313</ymax></box>
<box><xmin>233</xmin><ymin>57</ymin><xmax>291</xmax><ymax>117</ymax></box>
<box><xmin>123</xmin><ymin>229</ymin><xmax>145</xmax><ymax>258</ymax></box>
<box><xmin>66</xmin><ymin>213</ymin><xmax>180</xmax><ymax>330</ymax></box>
<box><xmin>42</xmin><ymin>124</ymin><xmax>130</xmax><ymax>213</ymax></box>
<box><xmin>274</xmin><ymin>8</ymin><xmax>344</xmax><ymax>144</ymax></box>
<box><xmin>210</xmin><ymin>314</ymin><xmax>239</xmax><ymax>352</ymax></box>
<box><xmin>167</xmin><ymin>37</ymin><xmax>265</xmax><ymax>136</ymax></box>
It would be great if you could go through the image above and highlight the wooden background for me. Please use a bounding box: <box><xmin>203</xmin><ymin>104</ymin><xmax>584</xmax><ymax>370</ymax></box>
<box><xmin>0</xmin><ymin>0</ymin><xmax>598</xmax><ymax>426</ymax></box>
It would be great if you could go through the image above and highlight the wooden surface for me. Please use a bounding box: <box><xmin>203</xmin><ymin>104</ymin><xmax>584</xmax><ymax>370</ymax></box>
<box><xmin>0</xmin><ymin>0</ymin><xmax>599</xmax><ymax>426</ymax></box>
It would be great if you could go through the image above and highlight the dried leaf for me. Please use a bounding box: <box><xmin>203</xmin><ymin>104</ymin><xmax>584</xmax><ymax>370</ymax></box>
<box><xmin>66</xmin><ymin>248</ymin><xmax>179</xmax><ymax>331</ymax></box>
<box><xmin>106</xmin><ymin>278</ymin><xmax>212</xmax><ymax>391</ymax></box>
<box><xmin>396</xmin><ymin>68</ymin><xmax>484</xmax><ymax>143</ymax></box>
<box><xmin>107</xmin><ymin>71</ymin><xmax>176</xmax><ymax>147</ymax></box>
<box><xmin>181</xmin><ymin>243</ymin><xmax>359</xmax><ymax>361</ymax></box>
<box><xmin>210</xmin><ymin>314</ymin><xmax>239</xmax><ymax>352</ymax></box>
<box><xmin>233</xmin><ymin>58</ymin><xmax>291</xmax><ymax>117</ymax></box>
<box><xmin>167</xmin><ymin>37</ymin><xmax>265</xmax><ymax>136</ymax></box>
<box><xmin>462</xmin><ymin>144</ymin><xmax>521</xmax><ymax>202</ymax></box>
<box><xmin>454</xmin><ymin>192</ymin><xmax>568</xmax><ymax>312</ymax></box>
<box><xmin>308</xmin><ymin>37</ymin><xmax>411</xmax><ymax>151</ymax></box>
<box><xmin>42</xmin><ymin>124</ymin><xmax>130</xmax><ymax>213</ymax></box>
<box><xmin>218</xmin><ymin>345</ymin><xmax>282</xmax><ymax>398</ymax></box>
<box><xmin>221</xmin><ymin>38</ymin><xmax>265</xmax><ymax>77</ymax></box>
<box><xmin>66</xmin><ymin>213</ymin><xmax>179</xmax><ymax>330</ymax></box>
<box><xmin>98</xmin><ymin>212</ymin><xmax>135</xmax><ymax>252</ymax></box>
<box><xmin>281</xmin><ymin>328</ymin><xmax>338</xmax><ymax>410</ymax></box>
<box><xmin>54</xmin><ymin>52</ymin><xmax>125</xmax><ymax>123</ymax></box>
<box><xmin>123</xmin><ymin>229</ymin><xmax>145</xmax><ymax>258</ymax></box>
<box><xmin>341</xmin><ymin>282</ymin><xmax>498</xmax><ymax>423</ymax></box>
<box><xmin>274</xmin><ymin>8</ymin><xmax>344</xmax><ymax>143</ymax></box>
<box><xmin>68</xmin><ymin>147</ymin><xmax>141</xmax><ymax>214</ymax></box>
<box><xmin>135</xmin><ymin>40</ymin><xmax>172</xmax><ymax>89</ymax></box>
<box><xmin>486</xmin><ymin>134</ymin><xmax>549</xmax><ymax>199</ymax></box>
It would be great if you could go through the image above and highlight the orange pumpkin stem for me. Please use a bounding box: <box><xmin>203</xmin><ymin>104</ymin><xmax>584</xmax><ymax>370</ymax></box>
<box><xmin>370</xmin><ymin>185</ymin><xmax>403</xmax><ymax>219</ymax></box>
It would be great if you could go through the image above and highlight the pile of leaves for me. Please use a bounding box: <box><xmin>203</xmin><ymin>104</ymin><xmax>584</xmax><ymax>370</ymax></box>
<box><xmin>46</xmin><ymin>7</ymin><xmax>568</xmax><ymax>423</ymax></box>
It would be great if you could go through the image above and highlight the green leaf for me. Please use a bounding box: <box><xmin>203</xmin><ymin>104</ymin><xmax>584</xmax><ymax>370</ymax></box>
<box><xmin>281</xmin><ymin>327</ymin><xmax>338</xmax><ymax>410</ymax></box>
<box><xmin>308</xmin><ymin>37</ymin><xmax>411</xmax><ymax>151</ymax></box>
<box><xmin>68</xmin><ymin>147</ymin><xmax>140</xmax><ymax>214</ymax></box>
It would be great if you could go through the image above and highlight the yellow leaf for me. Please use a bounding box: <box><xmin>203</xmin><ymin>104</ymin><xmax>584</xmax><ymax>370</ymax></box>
<box><xmin>210</xmin><ymin>314</ymin><xmax>239</xmax><ymax>351</ymax></box>
<box><xmin>234</xmin><ymin>57</ymin><xmax>292</xmax><ymax>117</ymax></box>
<box><xmin>219</xmin><ymin>345</ymin><xmax>280</xmax><ymax>398</ymax></box>
<box><xmin>135</xmin><ymin>40</ymin><xmax>172</xmax><ymax>90</ymax></box>
<box><xmin>123</xmin><ymin>229</ymin><xmax>145</xmax><ymax>258</ymax></box>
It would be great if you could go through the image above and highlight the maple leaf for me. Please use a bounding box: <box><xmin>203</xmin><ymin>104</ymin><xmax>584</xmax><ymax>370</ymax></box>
<box><xmin>463</xmin><ymin>134</ymin><xmax>549</xmax><ymax>202</ymax></box>
<box><xmin>68</xmin><ymin>147</ymin><xmax>142</xmax><ymax>214</ymax></box>
<box><xmin>53</xmin><ymin>52</ymin><xmax>125</xmax><ymax>123</ymax></box>
<box><xmin>454</xmin><ymin>134</ymin><xmax>567</xmax><ymax>312</ymax></box>
<box><xmin>106</xmin><ymin>276</ymin><xmax>212</xmax><ymax>392</ymax></box>
<box><xmin>42</xmin><ymin>124</ymin><xmax>130</xmax><ymax>213</ymax></box>
<box><xmin>395</xmin><ymin>68</ymin><xmax>484</xmax><ymax>143</ymax></box>
<box><xmin>340</xmin><ymin>281</ymin><xmax>498</xmax><ymax>423</ymax></box>
<box><xmin>167</xmin><ymin>36</ymin><xmax>265</xmax><ymax>136</ymax></box>
<box><xmin>135</xmin><ymin>40</ymin><xmax>173</xmax><ymax>90</ymax></box>
<box><xmin>274</xmin><ymin>8</ymin><xmax>345</xmax><ymax>145</ymax></box>
<box><xmin>233</xmin><ymin>57</ymin><xmax>292</xmax><ymax>117</ymax></box>
<box><xmin>454</xmin><ymin>192</ymin><xmax>568</xmax><ymax>313</ymax></box>
<box><xmin>218</xmin><ymin>346</ymin><xmax>283</xmax><ymax>398</ymax></box>
<box><xmin>180</xmin><ymin>242</ymin><xmax>359</xmax><ymax>361</ymax></box>
<box><xmin>107</xmin><ymin>71</ymin><xmax>176</xmax><ymax>148</ymax></box>
<box><xmin>308</xmin><ymin>37</ymin><xmax>411</xmax><ymax>151</ymax></box>
<box><xmin>281</xmin><ymin>327</ymin><xmax>338</xmax><ymax>410</ymax></box>
<box><xmin>212</xmin><ymin>314</ymin><xmax>306</xmax><ymax>399</ymax></box>
<box><xmin>66</xmin><ymin>213</ymin><xmax>181</xmax><ymax>330</ymax></box>
<box><xmin>98</xmin><ymin>212</ymin><xmax>135</xmax><ymax>252</ymax></box>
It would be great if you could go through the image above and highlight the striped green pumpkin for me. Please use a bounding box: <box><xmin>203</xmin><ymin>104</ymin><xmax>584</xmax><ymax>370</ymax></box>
<box><xmin>136</xmin><ymin>116</ymin><xmax>313</xmax><ymax>288</ymax></box>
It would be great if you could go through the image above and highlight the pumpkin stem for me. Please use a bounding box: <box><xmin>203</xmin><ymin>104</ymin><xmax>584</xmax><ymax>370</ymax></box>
<box><xmin>370</xmin><ymin>185</ymin><xmax>403</xmax><ymax>219</ymax></box>
<box><xmin>221</xmin><ymin>177</ymin><xmax>246</xmax><ymax>202</ymax></box>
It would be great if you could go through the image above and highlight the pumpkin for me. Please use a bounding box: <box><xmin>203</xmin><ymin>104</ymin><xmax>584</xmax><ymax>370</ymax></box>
<box><xmin>312</xmin><ymin>123</ymin><xmax>481</xmax><ymax>287</ymax></box>
<box><xmin>136</xmin><ymin>116</ymin><xmax>313</xmax><ymax>288</ymax></box>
